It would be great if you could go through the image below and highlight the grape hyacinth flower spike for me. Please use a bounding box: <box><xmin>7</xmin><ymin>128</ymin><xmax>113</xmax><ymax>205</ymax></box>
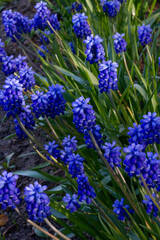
<box><xmin>123</xmin><ymin>143</ymin><xmax>146</xmax><ymax>177</ymax></box>
<box><xmin>63</xmin><ymin>194</ymin><xmax>81</xmax><ymax>213</ymax></box>
<box><xmin>72</xmin><ymin>96</ymin><xmax>96</xmax><ymax>133</ymax></box>
<box><xmin>102</xmin><ymin>141</ymin><xmax>122</xmax><ymax>169</ymax></box>
<box><xmin>142</xmin><ymin>194</ymin><xmax>159</xmax><ymax>217</ymax></box>
<box><xmin>98</xmin><ymin>60</ymin><xmax>119</xmax><ymax>93</ymax></box>
<box><xmin>101</xmin><ymin>0</ymin><xmax>121</xmax><ymax>18</ymax></box>
<box><xmin>113</xmin><ymin>33</ymin><xmax>127</xmax><ymax>54</ymax></box>
<box><xmin>44</xmin><ymin>140</ymin><xmax>60</xmax><ymax>161</ymax></box>
<box><xmin>0</xmin><ymin>171</ymin><xmax>21</xmax><ymax>210</ymax></box>
<box><xmin>24</xmin><ymin>181</ymin><xmax>51</xmax><ymax>222</ymax></box>
<box><xmin>83</xmin><ymin>34</ymin><xmax>105</xmax><ymax>64</ymax></box>
<box><xmin>72</xmin><ymin>13</ymin><xmax>91</xmax><ymax>39</ymax></box>
<box><xmin>113</xmin><ymin>198</ymin><xmax>134</xmax><ymax>221</ymax></box>
<box><xmin>1</xmin><ymin>75</ymin><xmax>25</xmax><ymax>117</ymax></box>
<box><xmin>137</xmin><ymin>24</ymin><xmax>152</xmax><ymax>46</ymax></box>
<box><xmin>0</xmin><ymin>39</ymin><xmax>6</xmax><ymax>62</ymax></box>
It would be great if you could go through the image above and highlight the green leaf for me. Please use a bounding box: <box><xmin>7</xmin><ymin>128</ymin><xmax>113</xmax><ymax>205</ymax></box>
<box><xmin>34</xmin><ymin>227</ymin><xmax>48</xmax><ymax>238</ymax></box>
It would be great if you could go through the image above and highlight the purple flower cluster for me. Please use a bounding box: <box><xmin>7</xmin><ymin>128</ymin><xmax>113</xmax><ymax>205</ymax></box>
<box><xmin>2</xmin><ymin>54</ymin><xmax>27</xmax><ymax>76</ymax></box>
<box><xmin>77</xmin><ymin>174</ymin><xmax>96</xmax><ymax>204</ymax></box>
<box><xmin>63</xmin><ymin>194</ymin><xmax>81</xmax><ymax>213</ymax></box>
<box><xmin>84</xmin><ymin>125</ymin><xmax>103</xmax><ymax>149</ymax></box>
<box><xmin>31</xmin><ymin>84</ymin><xmax>66</xmax><ymax>119</ymax></box>
<box><xmin>14</xmin><ymin>106</ymin><xmax>35</xmax><ymax>139</ymax></box>
<box><xmin>0</xmin><ymin>171</ymin><xmax>21</xmax><ymax>210</ymax></box>
<box><xmin>138</xmin><ymin>24</ymin><xmax>152</xmax><ymax>46</ymax></box>
<box><xmin>142</xmin><ymin>194</ymin><xmax>159</xmax><ymax>217</ymax></box>
<box><xmin>101</xmin><ymin>0</ymin><xmax>121</xmax><ymax>18</ymax></box>
<box><xmin>33</xmin><ymin>1</ymin><xmax>51</xmax><ymax>30</ymax></box>
<box><xmin>2</xmin><ymin>10</ymin><xmax>32</xmax><ymax>41</ymax></box>
<box><xmin>123</xmin><ymin>143</ymin><xmax>146</xmax><ymax>177</ymax></box>
<box><xmin>24</xmin><ymin>181</ymin><xmax>51</xmax><ymax>222</ymax></box>
<box><xmin>33</xmin><ymin>1</ymin><xmax>60</xmax><ymax>31</ymax></box>
<box><xmin>72</xmin><ymin>13</ymin><xmax>91</xmax><ymax>39</ymax></box>
<box><xmin>141</xmin><ymin>152</ymin><xmax>160</xmax><ymax>189</ymax></box>
<box><xmin>72</xmin><ymin>96</ymin><xmax>96</xmax><ymax>133</ymax></box>
<box><xmin>71</xmin><ymin>2</ymin><xmax>83</xmax><ymax>13</ymax></box>
<box><xmin>0</xmin><ymin>75</ymin><xmax>25</xmax><ymax>117</ymax></box>
<box><xmin>98</xmin><ymin>60</ymin><xmax>119</xmax><ymax>93</ymax></box>
<box><xmin>113</xmin><ymin>198</ymin><xmax>134</xmax><ymax>221</ymax></box>
<box><xmin>128</xmin><ymin>112</ymin><xmax>160</xmax><ymax>146</ymax></box>
<box><xmin>102</xmin><ymin>141</ymin><xmax>122</xmax><ymax>169</ymax></box>
<box><xmin>19</xmin><ymin>66</ymin><xmax>35</xmax><ymax>91</ymax></box>
<box><xmin>83</xmin><ymin>34</ymin><xmax>105</xmax><ymax>64</ymax></box>
<box><xmin>0</xmin><ymin>39</ymin><xmax>6</xmax><ymax>62</ymax></box>
<box><xmin>60</xmin><ymin>135</ymin><xmax>78</xmax><ymax>165</ymax></box>
<box><xmin>44</xmin><ymin>141</ymin><xmax>60</xmax><ymax>161</ymax></box>
<box><xmin>113</xmin><ymin>33</ymin><xmax>127</xmax><ymax>54</ymax></box>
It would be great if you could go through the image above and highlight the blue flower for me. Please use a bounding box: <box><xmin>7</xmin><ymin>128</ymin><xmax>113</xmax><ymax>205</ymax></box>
<box><xmin>19</xmin><ymin>65</ymin><xmax>35</xmax><ymax>91</ymax></box>
<box><xmin>84</xmin><ymin>125</ymin><xmax>103</xmax><ymax>149</ymax></box>
<box><xmin>71</xmin><ymin>2</ymin><xmax>83</xmax><ymax>13</ymax></box>
<box><xmin>45</xmin><ymin>84</ymin><xmax>66</xmax><ymax>119</ymax></box>
<box><xmin>113</xmin><ymin>198</ymin><xmax>134</xmax><ymax>221</ymax></box>
<box><xmin>15</xmin><ymin>55</ymin><xmax>27</xmax><ymax>69</ymax></box>
<box><xmin>1</xmin><ymin>75</ymin><xmax>25</xmax><ymax>117</ymax></box>
<box><xmin>72</xmin><ymin>13</ymin><xmax>91</xmax><ymax>39</ymax></box>
<box><xmin>33</xmin><ymin>1</ymin><xmax>51</xmax><ymax>30</ymax></box>
<box><xmin>68</xmin><ymin>153</ymin><xmax>84</xmax><ymax>178</ymax></box>
<box><xmin>44</xmin><ymin>141</ymin><xmax>60</xmax><ymax>161</ymax></box>
<box><xmin>40</xmin><ymin>29</ymin><xmax>51</xmax><ymax>44</ymax></box>
<box><xmin>77</xmin><ymin>174</ymin><xmax>96</xmax><ymax>204</ymax></box>
<box><xmin>37</xmin><ymin>45</ymin><xmax>49</xmax><ymax>58</ymax></box>
<box><xmin>158</xmin><ymin>57</ymin><xmax>160</xmax><ymax>66</ymax></box>
<box><xmin>98</xmin><ymin>60</ymin><xmax>118</xmax><ymax>93</ymax></box>
<box><xmin>137</xmin><ymin>24</ymin><xmax>152</xmax><ymax>46</ymax></box>
<box><xmin>49</xmin><ymin>14</ymin><xmax>60</xmax><ymax>32</ymax></box>
<box><xmin>83</xmin><ymin>34</ymin><xmax>105</xmax><ymax>64</ymax></box>
<box><xmin>142</xmin><ymin>194</ymin><xmax>159</xmax><ymax>217</ymax></box>
<box><xmin>62</xmin><ymin>135</ymin><xmax>77</xmax><ymax>152</ymax></box>
<box><xmin>123</xmin><ymin>143</ymin><xmax>146</xmax><ymax>177</ymax></box>
<box><xmin>24</xmin><ymin>181</ymin><xmax>51</xmax><ymax>222</ymax></box>
<box><xmin>72</xmin><ymin>96</ymin><xmax>96</xmax><ymax>133</ymax></box>
<box><xmin>2</xmin><ymin>10</ymin><xmax>18</xmax><ymax>41</ymax></box>
<box><xmin>102</xmin><ymin>141</ymin><xmax>122</xmax><ymax>169</ymax></box>
<box><xmin>140</xmin><ymin>112</ymin><xmax>160</xmax><ymax>145</ymax></box>
<box><xmin>0</xmin><ymin>39</ymin><xmax>6</xmax><ymax>62</ymax></box>
<box><xmin>0</xmin><ymin>171</ymin><xmax>21</xmax><ymax>210</ymax></box>
<box><xmin>127</xmin><ymin>123</ymin><xmax>144</xmax><ymax>145</ymax></box>
<box><xmin>2</xmin><ymin>10</ymin><xmax>33</xmax><ymax>41</ymax></box>
<box><xmin>141</xmin><ymin>152</ymin><xmax>160</xmax><ymax>189</ymax></box>
<box><xmin>2</xmin><ymin>55</ymin><xmax>17</xmax><ymax>75</ymax></box>
<box><xmin>113</xmin><ymin>33</ymin><xmax>127</xmax><ymax>53</ymax></box>
<box><xmin>14</xmin><ymin>105</ymin><xmax>35</xmax><ymax>139</ymax></box>
<box><xmin>101</xmin><ymin>0</ymin><xmax>121</xmax><ymax>18</ymax></box>
<box><xmin>31</xmin><ymin>91</ymin><xmax>47</xmax><ymax>118</ymax></box>
<box><xmin>60</xmin><ymin>147</ymin><xmax>73</xmax><ymax>165</ymax></box>
<box><xmin>63</xmin><ymin>194</ymin><xmax>81</xmax><ymax>213</ymax></box>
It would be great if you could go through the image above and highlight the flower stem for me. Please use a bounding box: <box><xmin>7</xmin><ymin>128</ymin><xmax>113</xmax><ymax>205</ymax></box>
<box><xmin>45</xmin><ymin>116</ymin><xmax>61</xmax><ymax>144</ymax></box>
<box><xmin>14</xmin><ymin>208</ymin><xmax>59</xmax><ymax>240</ymax></box>
<box><xmin>44</xmin><ymin>218</ymin><xmax>70</xmax><ymax>240</ymax></box>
